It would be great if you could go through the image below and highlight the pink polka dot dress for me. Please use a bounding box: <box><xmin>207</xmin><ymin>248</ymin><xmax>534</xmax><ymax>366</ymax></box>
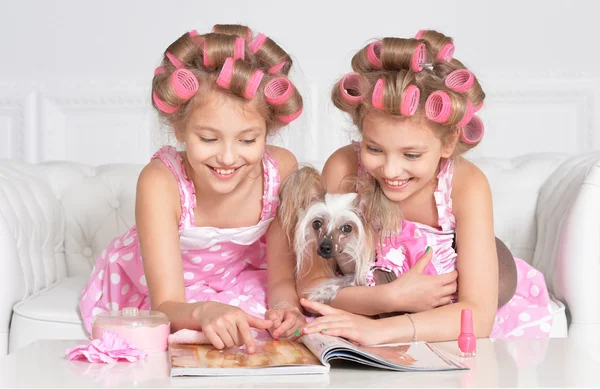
<box><xmin>79</xmin><ymin>146</ymin><xmax>280</xmax><ymax>340</ymax></box>
<box><xmin>354</xmin><ymin>141</ymin><xmax>553</xmax><ymax>338</ymax></box>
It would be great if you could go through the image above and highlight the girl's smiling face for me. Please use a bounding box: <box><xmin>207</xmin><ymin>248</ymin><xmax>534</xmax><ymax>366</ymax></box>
<box><xmin>175</xmin><ymin>89</ymin><xmax>267</xmax><ymax>195</ymax></box>
<box><xmin>360</xmin><ymin>110</ymin><xmax>457</xmax><ymax>203</ymax></box>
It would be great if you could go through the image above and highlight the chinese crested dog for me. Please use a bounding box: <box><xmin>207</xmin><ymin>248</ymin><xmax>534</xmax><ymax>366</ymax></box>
<box><xmin>278</xmin><ymin>166</ymin><xmax>400</xmax><ymax>303</ymax></box>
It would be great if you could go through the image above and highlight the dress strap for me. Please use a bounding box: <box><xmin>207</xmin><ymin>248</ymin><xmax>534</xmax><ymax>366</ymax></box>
<box><xmin>151</xmin><ymin>145</ymin><xmax>197</xmax><ymax>229</ymax></box>
<box><xmin>260</xmin><ymin>148</ymin><xmax>280</xmax><ymax>220</ymax></box>
<box><xmin>433</xmin><ymin>158</ymin><xmax>456</xmax><ymax>231</ymax></box>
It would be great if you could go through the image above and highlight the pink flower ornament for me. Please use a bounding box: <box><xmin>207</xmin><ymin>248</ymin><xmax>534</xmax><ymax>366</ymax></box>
<box><xmin>65</xmin><ymin>331</ymin><xmax>147</xmax><ymax>364</ymax></box>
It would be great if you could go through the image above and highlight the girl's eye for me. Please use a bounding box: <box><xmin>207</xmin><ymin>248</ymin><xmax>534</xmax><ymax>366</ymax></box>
<box><xmin>200</xmin><ymin>137</ymin><xmax>217</xmax><ymax>143</ymax></box>
<box><xmin>405</xmin><ymin>153</ymin><xmax>422</xmax><ymax>160</ymax></box>
<box><xmin>242</xmin><ymin>138</ymin><xmax>257</xmax><ymax>144</ymax></box>
<box><xmin>366</xmin><ymin>145</ymin><xmax>382</xmax><ymax>153</ymax></box>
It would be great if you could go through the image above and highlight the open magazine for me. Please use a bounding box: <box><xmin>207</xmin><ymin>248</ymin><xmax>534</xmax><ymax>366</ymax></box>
<box><xmin>169</xmin><ymin>333</ymin><xmax>468</xmax><ymax>377</ymax></box>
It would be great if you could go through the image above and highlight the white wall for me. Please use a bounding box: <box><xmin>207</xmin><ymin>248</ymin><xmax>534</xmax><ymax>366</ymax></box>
<box><xmin>0</xmin><ymin>0</ymin><xmax>599</xmax><ymax>167</ymax></box>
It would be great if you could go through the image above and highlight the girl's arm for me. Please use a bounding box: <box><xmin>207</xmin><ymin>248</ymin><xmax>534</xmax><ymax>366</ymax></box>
<box><xmin>300</xmin><ymin>146</ymin><xmax>456</xmax><ymax>316</ymax></box>
<box><xmin>135</xmin><ymin>159</ymin><xmax>202</xmax><ymax>332</ymax></box>
<box><xmin>302</xmin><ymin>160</ymin><xmax>498</xmax><ymax>343</ymax></box>
<box><xmin>266</xmin><ymin>146</ymin><xmax>311</xmax><ymax>339</ymax></box>
<box><xmin>265</xmin><ymin>146</ymin><xmax>304</xmax><ymax>312</ymax></box>
<box><xmin>381</xmin><ymin>162</ymin><xmax>498</xmax><ymax>342</ymax></box>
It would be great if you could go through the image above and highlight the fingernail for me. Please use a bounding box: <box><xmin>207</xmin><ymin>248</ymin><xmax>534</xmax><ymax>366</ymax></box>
<box><xmin>294</xmin><ymin>329</ymin><xmax>301</xmax><ymax>336</ymax></box>
<box><xmin>426</xmin><ymin>246</ymin><xmax>431</xmax><ymax>253</ymax></box>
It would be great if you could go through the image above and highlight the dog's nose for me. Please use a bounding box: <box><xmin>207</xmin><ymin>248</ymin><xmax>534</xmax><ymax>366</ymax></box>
<box><xmin>317</xmin><ymin>240</ymin><xmax>334</xmax><ymax>259</ymax></box>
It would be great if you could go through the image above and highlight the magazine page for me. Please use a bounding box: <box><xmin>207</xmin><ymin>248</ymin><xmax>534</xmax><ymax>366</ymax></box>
<box><xmin>302</xmin><ymin>333</ymin><xmax>468</xmax><ymax>372</ymax></box>
<box><xmin>169</xmin><ymin>340</ymin><xmax>329</xmax><ymax>377</ymax></box>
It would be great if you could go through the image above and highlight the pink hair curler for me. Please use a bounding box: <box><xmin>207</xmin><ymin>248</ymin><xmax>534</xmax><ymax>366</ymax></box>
<box><xmin>203</xmin><ymin>40</ymin><xmax>211</xmax><ymax>67</ymax></box>
<box><xmin>474</xmin><ymin>101</ymin><xmax>483</xmax><ymax>112</ymax></box>
<box><xmin>264</xmin><ymin>77</ymin><xmax>294</xmax><ymax>105</ymax></box>
<box><xmin>400</xmin><ymin>84</ymin><xmax>420</xmax><ymax>116</ymax></box>
<box><xmin>339</xmin><ymin>72</ymin><xmax>364</xmax><ymax>104</ymax></box>
<box><xmin>249</xmin><ymin>33</ymin><xmax>267</xmax><ymax>54</ymax></box>
<box><xmin>154</xmin><ymin>66</ymin><xmax>165</xmax><ymax>76</ymax></box>
<box><xmin>367</xmin><ymin>41</ymin><xmax>382</xmax><ymax>69</ymax></box>
<box><xmin>189</xmin><ymin>30</ymin><xmax>199</xmax><ymax>37</ymax></box>
<box><xmin>415</xmin><ymin>30</ymin><xmax>425</xmax><ymax>39</ymax></box>
<box><xmin>166</xmin><ymin>52</ymin><xmax>184</xmax><ymax>69</ymax></box>
<box><xmin>216</xmin><ymin>57</ymin><xmax>235</xmax><ymax>89</ymax></box>
<box><xmin>246</xmin><ymin>28</ymin><xmax>253</xmax><ymax>43</ymax></box>
<box><xmin>456</xmin><ymin>99</ymin><xmax>474</xmax><ymax>127</ymax></box>
<box><xmin>425</xmin><ymin>91</ymin><xmax>452</xmax><ymax>123</ymax></box>
<box><xmin>268</xmin><ymin>61</ymin><xmax>287</xmax><ymax>75</ymax></box>
<box><xmin>410</xmin><ymin>43</ymin><xmax>427</xmax><ymax>72</ymax></box>
<box><xmin>371</xmin><ymin>78</ymin><xmax>385</xmax><ymax>110</ymax></box>
<box><xmin>445</xmin><ymin>69</ymin><xmax>474</xmax><ymax>93</ymax></box>
<box><xmin>244</xmin><ymin>69</ymin><xmax>264</xmax><ymax>99</ymax></box>
<box><xmin>436</xmin><ymin>42</ymin><xmax>455</xmax><ymax>62</ymax></box>
<box><xmin>153</xmin><ymin>92</ymin><xmax>179</xmax><ymax>114</ymax></box>
<box><xmin>276</xmin><ymin>106</ymin><xmax>303</xmax><ymax>123</ymax></box>
<box><xmin>460</xmin><ymin>115</ymin><xmax>484</xmax><ymax>144</ymax></box>
<box><xmin>234</xmin><ymin>36</ymin><xmax>245</xmax><ymax>61</ymax></box>
<box><xmin>170</xmin><ymin>69</ymin><xmax>199</xmax><ymax>100</ymax></box>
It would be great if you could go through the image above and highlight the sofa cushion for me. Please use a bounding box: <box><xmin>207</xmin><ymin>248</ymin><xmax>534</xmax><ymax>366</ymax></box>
<box><xmin>9</xmin><ymin>276</ymin><xmax>87</xmax><ymax>353</ymax></box>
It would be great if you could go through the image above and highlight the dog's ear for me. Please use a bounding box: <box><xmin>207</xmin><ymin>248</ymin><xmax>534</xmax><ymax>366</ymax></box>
<box><xmin>354</xmin><ymin>175</ymin><xmax>402</xmax><ymax>238</ymax></box>
<box><xmin>278</xmin><ymin>166</ymin><xmax>326</xmax><ymax>245</ymax></box>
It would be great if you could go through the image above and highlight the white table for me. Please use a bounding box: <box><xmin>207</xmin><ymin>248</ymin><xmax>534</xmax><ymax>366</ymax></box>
<box><xmin>1</xmin><ymin>337</ymin><xmax>599</xmax><ymax>387</ymax></box>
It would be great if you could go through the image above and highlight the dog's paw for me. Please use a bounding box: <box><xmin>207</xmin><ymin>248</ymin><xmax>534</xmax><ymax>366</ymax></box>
<box><xmin>305</xmin><ymin>276</ymin><xmax>355</xmax><ymax>304</ymax></box>
<box><xmin>306</xmin><ymin>284</ymin><xmax>341</xmax><ymax>304</ymax></box>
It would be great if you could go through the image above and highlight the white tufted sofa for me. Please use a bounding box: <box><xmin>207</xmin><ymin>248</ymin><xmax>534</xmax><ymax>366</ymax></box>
<box><xmin>1</xmin><ymin>152</ymin><xmax>600</xmax><ymax>355</ymax></box>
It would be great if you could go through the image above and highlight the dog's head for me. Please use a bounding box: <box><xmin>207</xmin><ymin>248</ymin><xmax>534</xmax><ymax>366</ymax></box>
<box><xmin>278</xmin><ymin>167</ymin><xmax>372</xmax><ymax>281</ymax></box>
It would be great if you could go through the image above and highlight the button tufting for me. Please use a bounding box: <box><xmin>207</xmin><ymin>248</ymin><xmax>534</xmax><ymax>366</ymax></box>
<box><xmin>83</xmin><ymin>247</ymin><xmax>93</xmax><ymax>257</ymax></box>
<box><xmin>110</xmin><ymin>199</ymin><xmax>121</xmax><ymax>209</ymax></box>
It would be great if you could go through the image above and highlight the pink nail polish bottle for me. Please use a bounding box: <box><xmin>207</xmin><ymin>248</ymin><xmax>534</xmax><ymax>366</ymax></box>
<box><xmin>458</xmin><ymin>309</ymin><xmax>476</xmax><ymax>357</ymax></box>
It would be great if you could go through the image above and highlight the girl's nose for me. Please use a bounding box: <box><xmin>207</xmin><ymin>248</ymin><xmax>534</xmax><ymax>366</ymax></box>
<box><xmin>382</xmin><ymin>157</ymin><xmax>404</xmax><ymax>179</ymax></box>
<box><xmin>217</xmin><ymin>144</ymin><xmax>236</xmax><ymax>166</ymax></box>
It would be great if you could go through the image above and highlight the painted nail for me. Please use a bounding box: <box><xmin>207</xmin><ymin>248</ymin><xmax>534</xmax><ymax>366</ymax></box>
<box><xmin>426</xmin><ymin>246</ymin><xmax>431</xmax><ymax>253</ymax></box>
<box><xmin>294</xmin><ymin>329</ymin><xmax>301</xmax><ymax>336</ymax></box>
<box><xmin>322</xmin><ymin>329</ymin><xmax>328</xmax><ymax>332</ymax></box>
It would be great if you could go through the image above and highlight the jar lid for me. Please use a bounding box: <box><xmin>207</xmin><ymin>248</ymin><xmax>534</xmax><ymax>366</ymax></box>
<box><xmin>92</xmin><ymin>307</ymin><xmax>169</xmax><ymax>328</ymax></box>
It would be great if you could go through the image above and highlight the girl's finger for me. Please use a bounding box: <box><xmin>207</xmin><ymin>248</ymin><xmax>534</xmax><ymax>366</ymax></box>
<box><xmin>303</xmin><ymin>314</ymin><xmax>346</xmax><ymax>329</ymax></box>
<box><xmin>203</xmin><ymin>326</ymin><xmax>225</xmax><ymax>350</ymax></box>
<box><xmin>300</xmin><ymin>298</ymin><xmax>340</xmax><ymax>315</ymax></box>
<box><xmin>319</xmin><ymin>327</ymin><xmax>359</xmax><ymax>343</ymax></box>
<box><xmin>303</xmin><ymin>320</ymin><xmax>351</xmax><ymax>334</ymax></box>
<box><xmin>215</xmin><ymin>325</ymin><xmax>235</xmax><ymax>348</ymax></box>
<box><xmin>265</xmin><ymin>310</ymin><xmax>282</xmax><ymax>327</ymax></box>
<box><xmin>272</xmin><ymin>314</ymin><xmax>297</xmax><ymax>339</ymax></box>
<box><xmin>236</xmin><ymin>319</ymin><xmax>256</xmax><ymax>354</ymax></box>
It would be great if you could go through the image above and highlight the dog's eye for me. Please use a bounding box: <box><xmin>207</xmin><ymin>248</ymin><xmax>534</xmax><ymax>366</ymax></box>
<box><xmin>312</xmin><ymin>220</ymin><xmax>322</xmax><ymax>230</ymax></box>
<box><xmin>341</xmin><ymin>225</ymin><xmax>353</xmax><ymax>234</ymax></box>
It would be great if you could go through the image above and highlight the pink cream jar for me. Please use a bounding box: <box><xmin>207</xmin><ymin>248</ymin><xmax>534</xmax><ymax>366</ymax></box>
<box><xmin>91</xmin><ymin>308</ymin><xmax>170</xmax><ymax>353</ymax></box>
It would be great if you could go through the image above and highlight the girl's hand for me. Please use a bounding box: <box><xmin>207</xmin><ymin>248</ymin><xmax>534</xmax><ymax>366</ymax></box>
<box><xmin>383</xmin><ymin>248</ymin><xmax>458</xmax><ymax>313</ymax></box>
<box><xmin>192</xmin><ymin>301</ymin><xmax>273</xmax><ymax>354</ymax></box>
<box><xmin>300</xmin><ymin>299</ymin><xmax>385</xmax><ymax>346</ymax></box>
<box><xmin>265</xmin><ymin>304</ymin><xmax>307</xmax><ymax>341</ymax></box>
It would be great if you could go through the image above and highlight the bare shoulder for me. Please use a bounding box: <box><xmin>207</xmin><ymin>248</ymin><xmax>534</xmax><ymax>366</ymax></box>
<box><xmin>451</xmin><ymin>157</ymin><xmax>492</xmax><ymax>216</ymax></box>
<box><xmin>267</xmin><ymin>145</ymin><xmax>299</xmax><ymax>184</ymax></box>
<box><xmin>322</xmin><ymin>144</ymin><xmax>359</xmax><ymax>194</ymax></box>
<box><xmin>136</xmin><ymin>158</ymin><xmax>181</xmax><ymax>216</ymax></box>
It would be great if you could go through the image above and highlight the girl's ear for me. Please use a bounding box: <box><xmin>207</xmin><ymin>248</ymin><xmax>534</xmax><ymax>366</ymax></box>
<box><xmin>441</xmin><ymin>127</ymin><xmax>461</xmax><ymax>158</ymax></box>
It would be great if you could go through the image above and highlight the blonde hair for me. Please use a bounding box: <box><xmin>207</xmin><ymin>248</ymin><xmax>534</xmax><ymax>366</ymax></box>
<box><xmin>332</xmin><ymin>30</ymin><xmax>486</xmax><ymax>154</ymax></box>
<box><xmin>152</xmin><ymin>24</ymin><xmax>302</xmax><ymax>134</ymax></box>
